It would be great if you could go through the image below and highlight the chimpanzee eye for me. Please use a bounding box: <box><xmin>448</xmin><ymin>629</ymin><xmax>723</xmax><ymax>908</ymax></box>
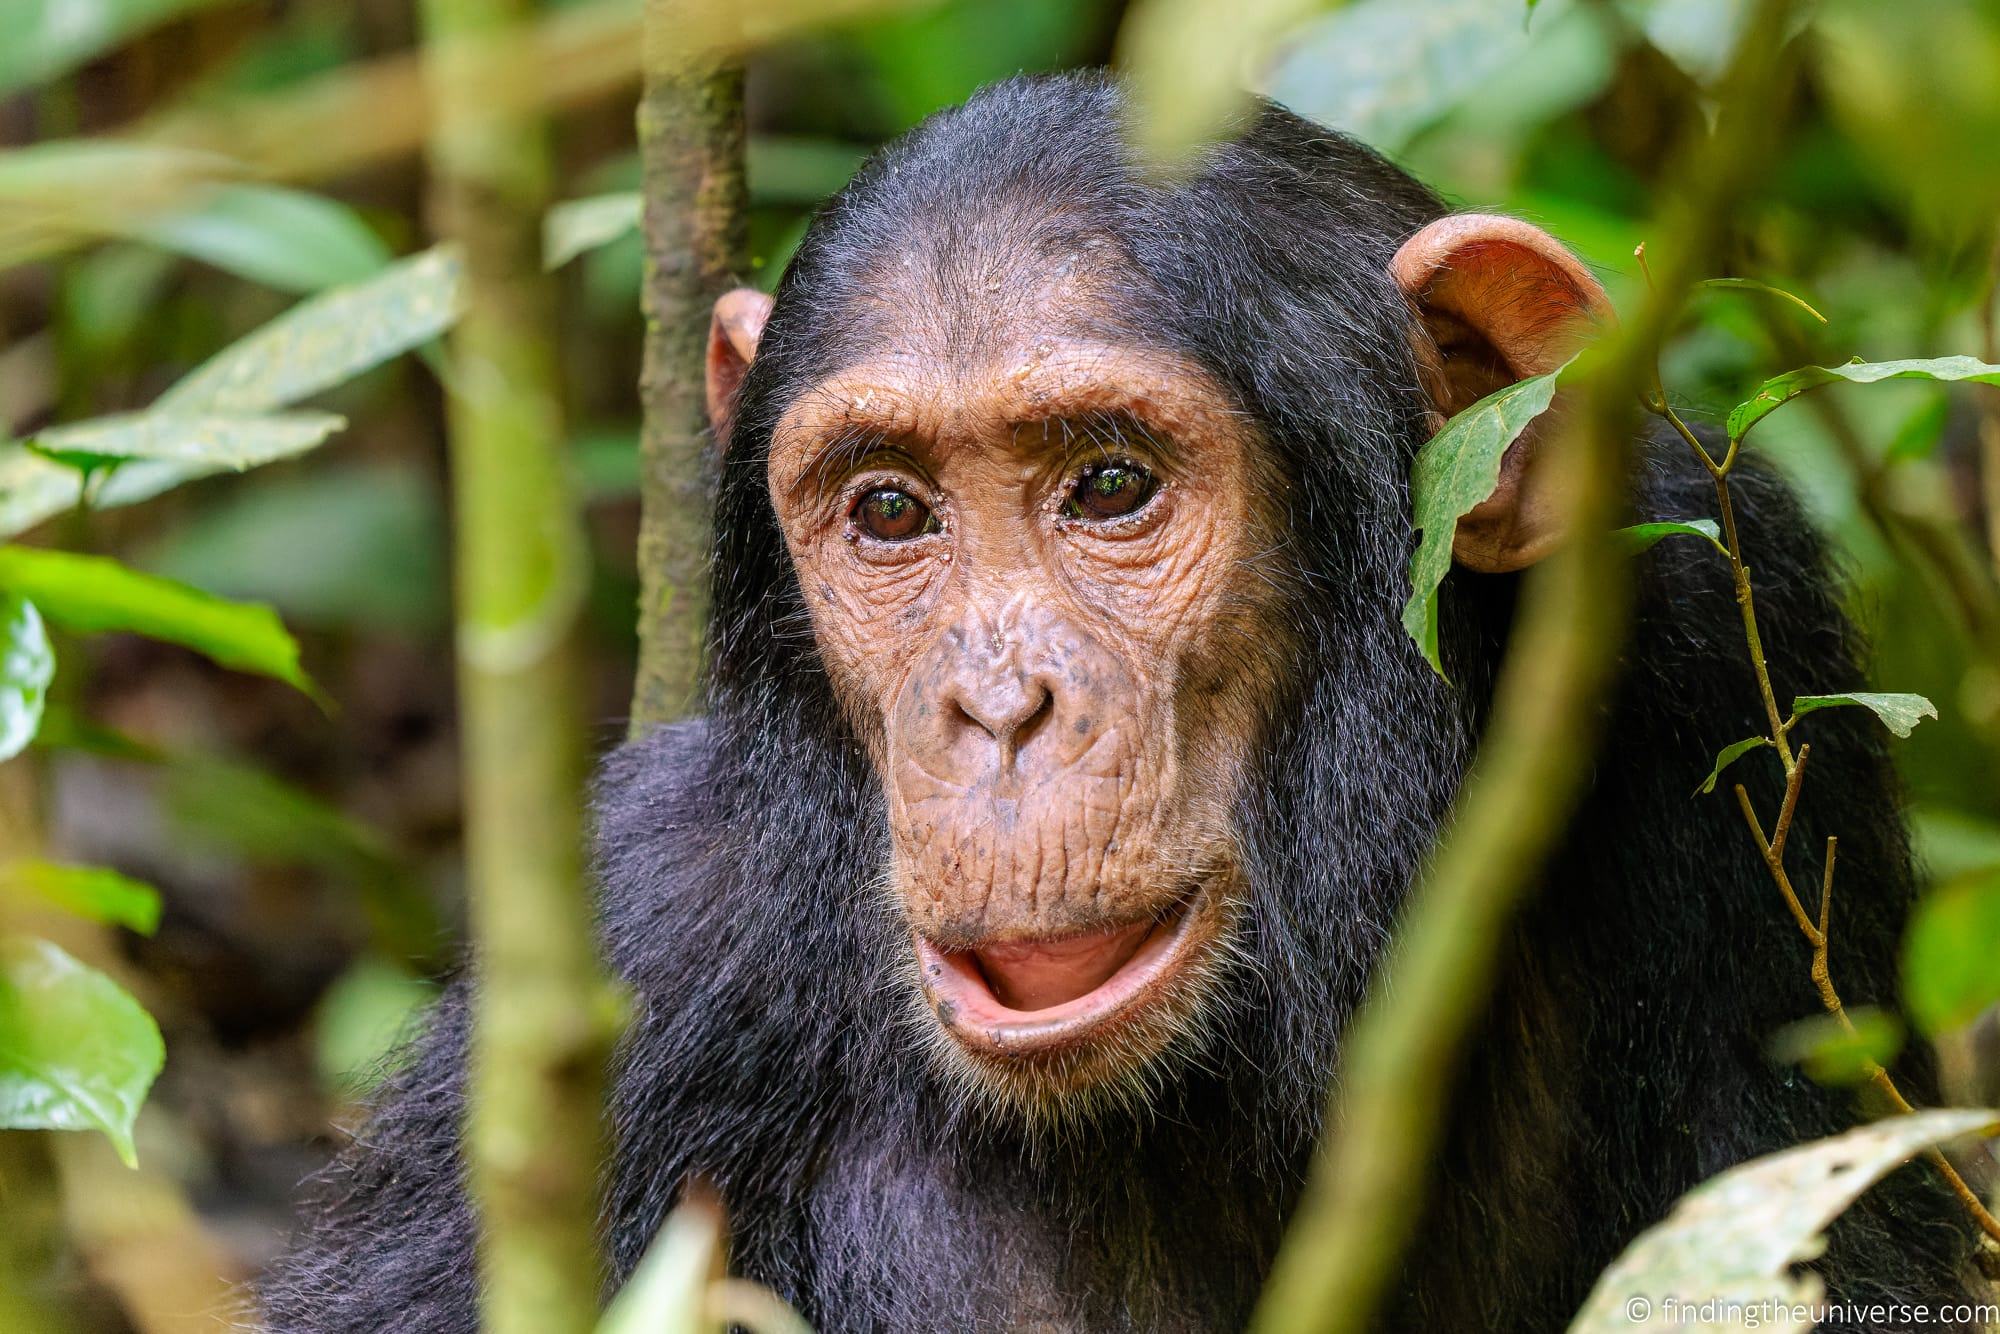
<box><xmin>854</xmin><ymin>487</ymin><xmax>935</xmax><ymax>542</ymax></box>
<box><xmin>1065</xmin><ymin>460</ymin><xmax>1157</xmax><ymax>522</ymax></box>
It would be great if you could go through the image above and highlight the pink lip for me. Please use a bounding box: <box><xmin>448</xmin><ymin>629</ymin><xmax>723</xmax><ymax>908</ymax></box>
<box><xmin>915</xmin><ymin>899</ymin><xmax>1201</xmax><ymax>1054</ymax></box>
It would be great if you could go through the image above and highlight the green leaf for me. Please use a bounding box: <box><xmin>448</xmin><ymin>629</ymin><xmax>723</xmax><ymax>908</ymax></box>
<box><xmin>1696</xmin><ymin>735</ymin><xmax>1768</xmax><ymax>796</ymax></box>
<box><xmin>129</xmin><ymin>184</ymin><xmax>392</xmax><ymax>293</ymax></box>
<box><xmin>28</xmin><ymin>411</ymin><xmax>346</xmax><ymax>473</ymax></box>
<box><xmin>1</xmin><ymin>594</ymin><xmax>54</xmax><ymax>763</ymax></box>
<box><xmin>1768</xmin><ymin>1008</ymin><xmax>1904</xmax><ymax>1087</ymax></box>
<box><xmin>0</xmin><ymin>0</ymin><xmax>230</xmax><ymax>98</ymax></box>
<box><xmin>1401</xmin><ymin>366</ymin><xmax>1566</xmax><ymax>677</ymax></box>
<box><xmin>1697</xmin><ymin>276</ymin><xmax>1827</xmax><ymax>323</ymax></box>
<box><xmin>156</xmin><ymin>245</ymin><xmax>462</xmax><ymax>416</ymax></box>
<box><xmin>0</xmin><ymin>547</ymin><xmax>316</xmax><ymax>697</ymax></box>
<box><xmin>1903</xmin><ymin>866</ymin><xmax>2000</xmax><ymax>1035</ymax></box>
<box><xmin>545</xmin><ymin>192</ymin><xmax>642</xmax><ymax>270</ymax></box>
<box><xmin>1</xmin><ymin>247</ymin><xmax>464</xmax><ymax>539</ymax></box>
<box><xmin>3</xmin><ymin>862</ymin><xmax>160</xmax><ymax>935</ymax></box>
<box><xmin>1790</xmin><ymin>691</ymin><xmax>1936</xmax><ymax>738</ymax></box>
<box><xmin>0</xmin><ymin>936</ymin><xmax>165</xmax><ymax>1168</ymax></box>
<box><xmin>313</xmin><ymin>958</ymin><xmax>435</xmax><ymax>1093</ymax></box>
<box><xmin>598</xmin><ymin>1195</ymin><xmax>722</xmax><ymax>1334</ymax></box>
<box><xmin>1728</xmin><ymin>356</ymin><xmax>2000</xmax><ymax>443</ymax></box>
<box><xmin>1267</xmin><ymin>0</ymin><xmax>1586</xmax><ymax>153</ymax></box>
<box><xmin>1614</xmin><ymin>518</ymin><xmax>1723</xmax><ymax>555</ymax></box>
<box><xmin>1566</xmin><ymin>1109</ymin><xmax>1999</xmax><ymax>1334</ymax></box>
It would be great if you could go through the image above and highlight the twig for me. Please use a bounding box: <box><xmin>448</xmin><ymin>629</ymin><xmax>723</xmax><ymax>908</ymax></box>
<box><xmin>1662</xmin><ymin>342</ymin><xmax>2000</xmax><ymax>1249</ymax></box>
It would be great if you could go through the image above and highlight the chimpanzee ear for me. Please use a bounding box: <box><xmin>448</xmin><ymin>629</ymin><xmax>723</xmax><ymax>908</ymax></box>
<box><xmin>1391</xmin><ymin>214</ymin><xmax>1611</xmax><ymax>572</ymax></box>
<box><xmin>705</xmin><ymin>287</ymin><xmax>774</xmax><ymax>449</ymax></box>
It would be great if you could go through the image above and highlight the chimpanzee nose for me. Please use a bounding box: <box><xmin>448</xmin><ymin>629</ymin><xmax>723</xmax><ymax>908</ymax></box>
<box><xmin>948</xmin><ymin>671</ymin><xmax>1056</xmax><ymax>766</ymax></box>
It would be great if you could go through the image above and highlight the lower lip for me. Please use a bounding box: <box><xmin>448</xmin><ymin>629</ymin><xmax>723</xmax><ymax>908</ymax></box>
<box><xmin>915</xmin><ymin>898</ymin><xmax>1202</xmax><ymax>1054</ymax></box>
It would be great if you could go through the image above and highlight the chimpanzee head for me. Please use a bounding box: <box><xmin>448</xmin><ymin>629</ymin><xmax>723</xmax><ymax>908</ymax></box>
<box><xmin>702</xmin><ymin>73</ymin><xmax>1607</xmax><ymax>1117</ymax></box>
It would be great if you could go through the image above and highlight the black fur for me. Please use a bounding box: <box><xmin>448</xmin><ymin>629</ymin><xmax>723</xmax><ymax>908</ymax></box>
<box><xmin>261</xmin><ymin>72</ymin><xmax>1981</xmax><ymax>1332</ymax></box>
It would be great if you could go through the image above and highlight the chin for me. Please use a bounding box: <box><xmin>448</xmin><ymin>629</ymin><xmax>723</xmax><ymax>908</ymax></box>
<box><xmin>909</xmin><ymin>877</ymin><xmax>1240</xmax><ymax>1124</ymax></box>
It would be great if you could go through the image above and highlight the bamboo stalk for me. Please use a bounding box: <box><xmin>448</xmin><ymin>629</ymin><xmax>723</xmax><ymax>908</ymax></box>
<box><xmin>419</xmin><ymin>3</ymin><xmax>618</xmax><ymax>1329</ymax></box>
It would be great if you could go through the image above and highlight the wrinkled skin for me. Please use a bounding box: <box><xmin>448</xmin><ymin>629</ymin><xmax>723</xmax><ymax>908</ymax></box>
<box><xmin>766</xmin><ymin>332</ymin><xmax>1287</xmax><ymax>1086</ymax></box>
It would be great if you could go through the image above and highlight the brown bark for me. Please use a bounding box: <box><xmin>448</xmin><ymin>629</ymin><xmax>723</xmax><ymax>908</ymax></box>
<box><xmin>630</xmin><ymin>49</ymin><xmax>747</xmax><ymax>731</ymax></box>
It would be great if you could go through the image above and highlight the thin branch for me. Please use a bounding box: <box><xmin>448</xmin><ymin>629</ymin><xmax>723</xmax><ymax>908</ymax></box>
<box><xmin>1733</xmin><ymin>783</ymin><xmax>1821</xmax><ymax>947</ymax></box>
<box><xmin>1768</xmin><ymin>742</ymin><xmax>1810</xmax><ymax>864</ymax></box>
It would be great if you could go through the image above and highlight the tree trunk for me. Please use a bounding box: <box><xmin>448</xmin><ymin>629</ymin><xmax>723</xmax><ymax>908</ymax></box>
<box><xmin>630</xmin><ymin>43</ymin><xmax>747</xmax><ymax>731</ymax></box>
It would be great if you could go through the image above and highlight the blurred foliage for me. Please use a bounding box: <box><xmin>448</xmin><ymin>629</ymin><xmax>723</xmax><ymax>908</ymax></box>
<box><xmin>1</xmin><ymin>0</ymin><xmax>1999</xmax><ymax>1326</ymax></box>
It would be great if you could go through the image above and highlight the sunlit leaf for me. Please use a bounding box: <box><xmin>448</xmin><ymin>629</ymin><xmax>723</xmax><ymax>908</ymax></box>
<box><xmin>1696</xmin><ymin>735</ymin><xmax>1768</xmax><ymax>796</ymax></box>
<box><xmin>1615</xmin><ymin>519</ymin><xmax>1723</xmax><ymax>555</ymax></box>
<box><xmin>545</xmin><ymin>192</ymin><xmax>641</xmax><ymax>270</ymax></box>
<box><xmin>0</xmin><ymin>547</ymin><xmax>316</xmax><ymax>697</ymax></box>
<box><xmin>0</xmin><ymin>936</ymin><xmax>164</xmax><ymax>1168</ymax></box>
<box><xmin>1768</xmin><ymin>1008</ymin><xmax>1903</xmax><ymax>1087</ymax></box>
<box><xmin>0</xmin><ymin>248</ymin><xmax>464</xmax><ymax>538</ymax></box>
<box><xmin>1728</xmin><ymin>357</ymin><xmax>2000</xmax><ymax>444</ymax></box>
<box><xmin>599</xmin><ymin>1194</ymin><xmax>724</xmax><ymax>1334</ymax></box>
<box><xmin>0</xmin><ymin>0</ymin><xmax>231</xmax><ymax>98</ymax></box>
<box><xmin>128</xmin><ymin>183</ymin><xmax>391</xmax><ymax>293</ymax></box>
<box><xmin>28</xmin><ymin>411</ymin><xmax>346</xmax><ymax>473</ymax></box>
<box><xmin>1402</xmin><ymin>365</ymin><xmax>1566</xmax><ymax>677</ymax></box>
<box><xmin>1903</xmin><ymin>866</ymin><xmax>2000</xmax><ymax>1036</ymax></box>
<box><xmin>1567</xmin><ymin>1109</ymin><xmax>1999</xmax><ymax>1333</ymax></box>
<box><xmin>156</xmin><ymin>245</ymin><xmax>462</xmax><ymax>416</ymax></box>
<box><xmin>0</xmin><ymin>594</ymin><xmax>54</xmax><ymax>763</ymax></box>
<box><xmin>1637</xmin><ymin>0</ymin><xmax>1751</xmax><ymax>85</ymax></box>
<box><xmin>1116</xmin><ymin>0</ymin><xmax>1325</xmax><ymax>170</ymax></box>
<box><xmin>1789</xmin><ymin>691</ymin><xmax>1936</xmax><ymax>739</ymax></box>
<box><xmin>3</xmin><ymin>861</ymin><xmax>160</xmax><ymax>935</ymax></box>
<box><xmin>1268</xmin><ymin>0</ymin><xmax>1580</xmax><ymax>152</ymax></box>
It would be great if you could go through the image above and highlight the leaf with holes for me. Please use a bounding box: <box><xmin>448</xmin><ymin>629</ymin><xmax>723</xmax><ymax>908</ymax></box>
<box><xmin>1567</xmin><ymin>1109</ymin><xmax>1999</xmax><ymax>1333</ymax></box>
<box><xmin>0</xmin><ymin>594</ymin><xmax>53</xmax><ymax>763</ymax></box>
<box><xmin>28</xmin><ymin>411</ymin><xmax>346</xmax><ymax>473</ymax></box>
<box><xmin>1696</xmin><ymin>735</ymin><xmax>1769</xmax><ymax>796</ymax></box>
<box><xmin>1728</xmin><ymin>356</ymin><xmax>2000</xmax><ymax>443</ymax></box>
<box><xmin>1615</xmin><ymin>519</ymin><xmax>1723</xmax><ymax>556</ymax></box>
<box><xmin>0</xmin><ymin>936</ymin><xmax>164</xmax><ymax>1167</ymax></box>
<box><xmin>0</xmin><ymin>547</ymin><xmax>316</xmax><ymax>698</ymax></box>
<box><xmin>1402</xmin><ymin>365</ymin><xmax>1566</xmax><ymax>677</ymax></box>
<box><xmin>4</xmin><ymin>862</ymin><xmax>160</xmax><ymax>935</ymax></box>
<box><xmin>1790</xmin><ymin>691</ymin><xmax>1936</xmax><ymax>739</ymax></box>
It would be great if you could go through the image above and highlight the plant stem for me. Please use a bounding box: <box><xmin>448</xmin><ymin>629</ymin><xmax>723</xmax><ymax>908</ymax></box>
<box><xmin>1249</xmin><ymin>6</ymin><xmax>1802</xmax><ymax>1330</ymax></box>
<box><xmin>420</xmin><ymin>3</ymin><xmax>620</xmax><ymax>1328</ymax></box>
<box><xmin>1669</xmin><ymin>392</ymin><xmax>2000</xmax><ymax>1246</ymax></box>
<box><xmin>630</xmin><ymin>25</ymin><xmax>747</xmax><ymax>731</ymax></box>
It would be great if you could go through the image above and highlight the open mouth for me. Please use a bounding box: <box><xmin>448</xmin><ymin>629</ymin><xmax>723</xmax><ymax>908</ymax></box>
<box><xmin>915</xmin><ymin>894</ymin><xmax>1203</xmax><ymax>1055</ymax></box>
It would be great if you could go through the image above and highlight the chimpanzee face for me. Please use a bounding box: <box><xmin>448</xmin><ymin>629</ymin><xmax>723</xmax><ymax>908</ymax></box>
<box><xmin>706</xmin><ymin>206</ymin><xmax>1605</xmax><ymax>1111</ymax></box>
<box><xmin>761</xmin><ymin>308</ymin><xmax>1292</xmax><ymax>1101</ymax></box>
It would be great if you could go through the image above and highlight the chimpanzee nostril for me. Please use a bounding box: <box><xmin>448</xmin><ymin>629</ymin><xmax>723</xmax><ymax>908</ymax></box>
<box><xmin>952</xmin><ymin>675</ymin><xmax>1056</xmax><ymax>766</ymax></box>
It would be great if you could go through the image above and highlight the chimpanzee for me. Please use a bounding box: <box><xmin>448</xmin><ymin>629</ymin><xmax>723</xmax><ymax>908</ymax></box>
<box><xmin>262</xmin><ymin>72</ymin><xmax>1984</xmax><ymax>1332</ymax></box>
